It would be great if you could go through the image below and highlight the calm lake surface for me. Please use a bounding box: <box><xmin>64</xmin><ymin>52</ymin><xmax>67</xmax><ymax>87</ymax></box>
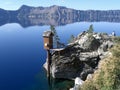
<box><xmin>0</xmin><ymin>22</ymin><xmax>120</xmax><ymax>90</ymax></box>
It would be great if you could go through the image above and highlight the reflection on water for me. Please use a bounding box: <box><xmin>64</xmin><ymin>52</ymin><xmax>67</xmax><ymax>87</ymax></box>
<box><xmin>1</xmin><ymin>12</ymin><xmax>120</xmax><ymax>28</ymax></box>
<box><xmin>50</xmin><ymin>78</ymin><xmax>74</xmax><ymax>90</ymax></box>
<box><xmin>22</xmin><ymin>68</ymin><xmax>49</xmax><ymax>90</ymax></box>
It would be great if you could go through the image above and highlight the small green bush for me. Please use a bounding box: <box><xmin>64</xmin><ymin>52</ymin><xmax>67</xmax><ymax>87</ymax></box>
<box><xmin>80</xmin><ymin>80</ymin><xmax>96</xmax><ymax>90</ymax></box>
<box><xmin>114</xmin><ymin>36</ymin><xmax>120</xmax><ymax>44</ymax></box>
<box><xmin>111</xmin><ymin>44</ymin><xmax>120</xmax><ymax>58</ymax></box>
<box><xmin>68</xmin><ymin>35</ymin><xmax>75</xmax><ymax>43</ymax></box>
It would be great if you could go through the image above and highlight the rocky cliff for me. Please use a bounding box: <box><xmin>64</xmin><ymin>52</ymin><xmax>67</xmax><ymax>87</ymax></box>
<box><xmin>48</xmin><ymin>32</ymin><xmax>114</xmax><ymax>80</ymax></box>
<box><xmin>1</xmin><ymin>5</ymin><xmax>120</xmax><ymax>27</ymax></box>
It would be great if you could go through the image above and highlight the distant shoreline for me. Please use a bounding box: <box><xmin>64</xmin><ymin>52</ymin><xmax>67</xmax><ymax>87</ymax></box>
<box><xmin>1</xmin><ymin>5</ymin><xmax>120</xmax><ymax>27</ymax></box>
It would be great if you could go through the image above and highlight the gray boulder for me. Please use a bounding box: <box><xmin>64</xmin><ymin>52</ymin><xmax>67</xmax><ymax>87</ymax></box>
<box><xmin>86</xmin><ymin>74</ymin><xmax>93</xmax><ymax>80</ymax></box>
<box><xmin>78</xmin><ymin>33</ymin><xmax>100</xmax><ymax>51</ymax></box>
<box><xmin>98</xmin><ymin>40</ymin><xmax>113</xmax><ymax>59</ymax></box>
<box><xmin>70</xmin><ymin>77</ymin><xmax>84</xmax><ymax>90</ymax></box>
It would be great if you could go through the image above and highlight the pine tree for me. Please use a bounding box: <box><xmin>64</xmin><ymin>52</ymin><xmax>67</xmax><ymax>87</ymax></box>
<box><xmin>50</xmin><ymin>25</ymin><xmax>65</xmax><ymax>48</ymax></box>
<box><xmin>68</xmin><ymin>35</ymin><xmax>75</xmax><ymax>43</ymax></box>
<box><xmin>87</xmin><ymin>24</ymin><xmax>94</xmax><ymax>33</ymax></box>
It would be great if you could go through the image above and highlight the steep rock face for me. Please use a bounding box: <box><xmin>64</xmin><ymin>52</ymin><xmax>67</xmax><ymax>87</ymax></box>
<box><xmin>50</xmin><ymin>32</ymin><xmax>114</xmax><ymax>80</ymax></box>
<box><xmin>51</xmin><ymin>45</ymin><xmax>83</xmax><ymax>79</ymax></box>
<box><xmin>0</xmin><ymin>9</ymin><xmax>9</xmax><ymax>25</ymax></box>
<box><xmin>0</xmin><ymin>9</ymin><xmax>18</xmax><ymax>25</ymax></box>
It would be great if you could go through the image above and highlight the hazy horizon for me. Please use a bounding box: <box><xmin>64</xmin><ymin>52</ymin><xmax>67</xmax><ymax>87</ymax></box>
<box><xmin>1</xmin><ymin>0</ymin><xmax>120</xmax><ymax>10</ymax></box>
<box><xmin>1</xmin><ymin>4</ymin><xmax>120</xmax><ymax>11</ymax></box>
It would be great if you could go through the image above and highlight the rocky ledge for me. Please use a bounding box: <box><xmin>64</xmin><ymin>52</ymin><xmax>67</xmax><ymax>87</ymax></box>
<box><xmin>44</xmin><ymin>31</ymin><xmax>114</xmax><ymax>81</ymax></box>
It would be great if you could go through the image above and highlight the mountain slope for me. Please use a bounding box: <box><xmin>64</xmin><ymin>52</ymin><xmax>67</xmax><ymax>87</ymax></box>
<box><xmin>1</xmin><ymin>5</ymin><xmax>120</xmax><ymax>27</ymax></box>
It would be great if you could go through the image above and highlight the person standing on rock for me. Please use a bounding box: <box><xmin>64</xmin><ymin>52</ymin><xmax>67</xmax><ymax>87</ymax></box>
<box><xmin>112</xmin><ymin>31</ymin><xmax>116</xmax><ymax>36</ymax></box>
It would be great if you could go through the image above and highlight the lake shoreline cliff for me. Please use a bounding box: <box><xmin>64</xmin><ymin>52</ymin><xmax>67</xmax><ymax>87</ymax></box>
<box><xmin>44</xmin><ymin>31</ymin><xmax>114</xmax><ymax>81</ymax></box>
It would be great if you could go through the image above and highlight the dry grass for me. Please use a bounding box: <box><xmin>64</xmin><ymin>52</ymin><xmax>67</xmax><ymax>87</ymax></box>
<box><xmin>80</xmin><ymin>44</ymin><xmax>120</xmax><ymax>90</ymax></box>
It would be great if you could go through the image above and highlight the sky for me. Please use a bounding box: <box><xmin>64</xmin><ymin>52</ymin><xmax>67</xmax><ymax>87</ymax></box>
<box><xmin>0</xmin><ymin>0</ymin><xmax>120</xmax><ymax>10</ymax></box>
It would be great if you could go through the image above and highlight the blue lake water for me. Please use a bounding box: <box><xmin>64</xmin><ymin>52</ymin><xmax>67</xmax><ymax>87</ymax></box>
<box><xmin>0</xmin><ymin>22</ymin><xmax>120</xmax><ymax>90</ymax></box>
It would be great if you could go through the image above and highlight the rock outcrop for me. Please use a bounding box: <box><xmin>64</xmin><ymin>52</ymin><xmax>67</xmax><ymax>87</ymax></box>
<box><xmin>49</xmin><ymin>32</ymin><xmax>114</xmax><ymax>80</ymax></box>
<box><xmin>70</xmin><ymin>77</ymin><xmax>84</xmax><ymax>90</ymax></box>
